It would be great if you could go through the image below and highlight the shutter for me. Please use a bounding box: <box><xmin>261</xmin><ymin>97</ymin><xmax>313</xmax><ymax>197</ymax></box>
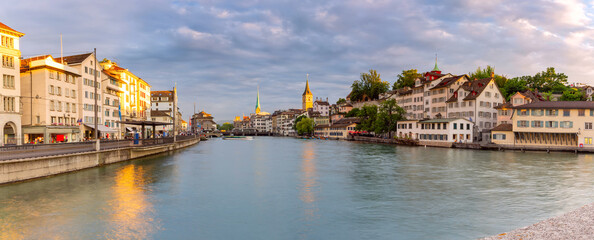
<box><xmin>569</xmin><ymin>122</ymin><xmax>573</xmax><ymax>128</ymax></box>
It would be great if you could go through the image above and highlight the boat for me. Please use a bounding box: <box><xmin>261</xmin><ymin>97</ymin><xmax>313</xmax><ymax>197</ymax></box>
<box><xmin>222</xmin><ymin>136</ymin><xmax>253</xmax><ymax>140</ymax></box>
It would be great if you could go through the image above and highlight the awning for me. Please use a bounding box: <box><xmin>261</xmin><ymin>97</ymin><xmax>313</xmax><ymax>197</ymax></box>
<box><xmin>126</xmin><ymin>127</ymin><xmax>134</xmax><ymax>132</ymax></box>
<box><xmin>84</xmin><ymin>124</ymin><xmax>118</xmax><ymax>133</ymax></box>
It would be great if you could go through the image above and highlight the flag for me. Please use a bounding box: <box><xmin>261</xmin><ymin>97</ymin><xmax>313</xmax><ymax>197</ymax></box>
<box><xmin>118</xmin><ymin>103</ymin><xmax>122</xmax><ymax>121</ymax></box>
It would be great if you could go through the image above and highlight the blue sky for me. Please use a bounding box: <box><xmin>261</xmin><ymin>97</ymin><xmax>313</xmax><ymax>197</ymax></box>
<box><xmin>2</xmin><ymin>0</ymin><xmax>594</xmax><ymax>121</ymax></box>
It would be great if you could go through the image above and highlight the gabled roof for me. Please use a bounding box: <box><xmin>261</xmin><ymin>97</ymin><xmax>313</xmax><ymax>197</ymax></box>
<box><xmin>0</xmin><ymin>21</ymin><xmax>24</xmax><ymax>37</ymax></box>
<box><xmin>150</xmin><ymin>110</ymin><xmax>171</xmax><ymax>117</ymax></box>
<box><xmin>516</xmin><ymin>90</ymin><xmax>545</xmax><ymax>102</ymax></box>
<box><xmin>512</xmin><ymin>101</ymin><xmax>594</xmax><ymax>109</ymax></box>
<box><xmin>430</xmin><ymin>75</ymin><xmax>468</xmax><ymax>90</ymax></box>
<box><xmin>54</xmin><ymin>53</ymin><xmax>93</xmax><ymax>65</ymax></box>
<box><xmin>446</xmin><ymin>77</ymin><xmax>495</xmax><ymax>102</ymax></box>
<box><xmin>491</xmin><ymin>123</ymin><xmax>513</xmax><ymax>132</ymax></box>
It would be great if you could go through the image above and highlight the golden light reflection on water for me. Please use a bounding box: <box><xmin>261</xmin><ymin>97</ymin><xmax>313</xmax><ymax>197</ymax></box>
<box><xmin>300</xmin><ymin>141</ymin><xmax>318</xmax><ymax>220</ymax></box>
<box><xmin>105</xmin><ymin>164</ymin><xmax>159</xmax><ymax>240</ymax></box>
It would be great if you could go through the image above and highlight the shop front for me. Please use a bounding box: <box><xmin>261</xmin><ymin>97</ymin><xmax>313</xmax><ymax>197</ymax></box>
<box><xmin>23</xmin><ymin>125</ymin><xmax>81</xmax><ymax>144</ymax></box>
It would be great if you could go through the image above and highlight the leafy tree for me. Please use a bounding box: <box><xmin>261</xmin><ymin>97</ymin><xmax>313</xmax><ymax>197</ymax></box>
<box><xmin>525</xmin><ymin>67</ymin><xmax>568</xmax><ymax>93</ymax></box>
<box><xmin>392</xmin><ymin>69</ymin><xmax>422</xmax><ymax>90</ymax></box>
<box><xmin>501</xmin><ymin>77</ymin><xmax>528</xmax><ymax>100</ymax></box>
<box><xmin>355</xmin><ymin>105</ymin><xmax>378</xmax><ymax>132</ymax></box>
<box><xmin>293</xmin><ymin>115</ymin><xmax>307</xmax><ymax>130</ymax></box>
<box><xmin>296</xmin><ymin>117</ymin><xmax>314</xmax><ymax>135</ymax></box>
<box><xmin>345</xmin><ymin>108</ymin><xmax>360</xmax><ymax>117</ymax></box>
<box><xmin>219</xmin><ymin>122</ymin><xmax>234</xmax><ymax>131</ymax></box>
<box><xmin>336</xmin><ymin>98</ymin><xmax>347</xmax><ymax>105</ymax></box>
<box><xmin>560</xmin><ymin>88</ymin><xmax>585</xmax><ymax>101</ymax></box>
<box><xmin>350</xmin><ymin>69</ymin><xmax>389</xmax><ymax>101</ymax></box>
<box><xmin>469</xmin><ymin>65</ymin><xmax>508</xmax><ymax>96</ymax></box>
<box><xmin>373</xmin><ymin>99</ymin><xmax>406</xmax><ymax>138</ymax></box>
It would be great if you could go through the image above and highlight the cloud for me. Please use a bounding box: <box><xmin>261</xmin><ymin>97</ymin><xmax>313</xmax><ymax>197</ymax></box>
<box><xmin>2</xmin><ymin>0</ymin><xmax>594</xmax><ymax>120</ymax></box>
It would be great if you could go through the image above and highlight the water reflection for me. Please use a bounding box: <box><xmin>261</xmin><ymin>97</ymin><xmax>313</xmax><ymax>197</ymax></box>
<box><xmin>300</xmin><ymin>141</ymin><xmax>319</xmax><ymax>221</ymax></box>
<box><xmin>105</xmin><ymin>164</ymin><xmax>159</xmax><ymax>239</ymax></box>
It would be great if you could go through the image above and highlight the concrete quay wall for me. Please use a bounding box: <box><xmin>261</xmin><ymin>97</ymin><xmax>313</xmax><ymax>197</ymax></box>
<box><xmin>0</xmin><ymin>138</ymin><xmax>199</xmax><ymax>185</ymax></box>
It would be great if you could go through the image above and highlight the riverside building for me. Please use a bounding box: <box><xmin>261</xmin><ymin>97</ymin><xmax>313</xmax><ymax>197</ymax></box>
<box><xmin>492</xmin><ymin>101</ymin><xmax>594</xmax><ymax>148</ymax></box>
<box><xmin>396</xmin><ymin>118</ymin><xmax>475</xmax><ymax>147</ymax></box>
<box><xmin>0</xmin><ymin>21</ymin><xmax>24</xmax><ymax>145</ymax></box>
<box><xmin>20</xmin><ymin>55</ymin><xmax>82</xmax><ymax>143</ymax></box>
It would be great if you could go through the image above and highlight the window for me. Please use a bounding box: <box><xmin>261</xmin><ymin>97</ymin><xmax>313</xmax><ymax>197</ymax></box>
<box><xmin>3</xmin><ymin>97</ymin><xmax>15</xmax><ymax>112</ymax></box>
<box><xmin>560</xmin><ymin>121</ymin><xmax>573</xmax><ymax>128</ymax></box>
<box><xmin>518</xmin><ymin>109</ymin><xmax>528</xmax><ymax>116</ymax></box>
<box><xmin>517</xmin><ymin>120</ymin><xmax>529</xmax><ymax>127</ymax></box>
<box><xmin>531</xmin><ymin>109</ymin><xmax>543</xmax><ymax>116</ymax></box>
<box><xmin>586</xmin><ymin>137</ymin><xmax>593</xmax><ymax>145</ymax></box>
<box><xmin>2</xmin><ymin>55</ymin><xmax>14</xmax><ymax>68</ymax></box>
<box><xmin>50</xmin><ymin>100</ymin><xmax>55</xmax><ymax>111</ymax></box>
<box><xmin>485</xmin><ymin>92</ymin><xmax>491</xmax><ymax>97</ymax></box>
<box><xmin>546</xmin><ymin>121</ymin><xmax>558</xmax><ymax>128</ymax></box>
<box><xmin>2</xmin><ymin>75</ymin><xmax>15</xmax><ymax>89</ymax></box>
<box><xmin>563</xmin><ymin>110</ymin><xmax>570</xmax><ymax>116</ymax></box>
<box><xmin>467</xmin><ymin>124</ymin><xmax>470</xmax><ymax>129</ymax></box>
<box><xmin>72</xmin><ymin>104</ymin><xmax>76</xmax><ymax>113</ymax></box>
<box><xmin>586</xmin><ymin>122</ymin><xmax>592</xmax><ymax>130</ymax></box>
<box><xmin>531</xmin><ymin>121</ymin><xmax>543</xmax><ymax>128</ymax></box>
<box><xmin>57</xmin><ymin>87</ymin><xmax>61</xmax><ymax>96</ymax></box>
<box><xmin>72</xmin><ymin>90</ymin><xmax>76</xmax><ymax>98</ymax></box>
<box><xmin>1</xmin><ymin>36</ymin><xmax>14</xmax><ymax>48</ymax></box>
<box><xmin>579</xmin><ymin>109</ymin><xmax>585</xmax><ymax>116</ymax></box>
<box><xmin>545</xmin><ymin>109</ymin><xmax>558</xmax><ymax>116</ymax></box>
<box><xmin>453</xmin><ymin>123</ymin><xmax>457</xmax><ymax>129</ymax></box>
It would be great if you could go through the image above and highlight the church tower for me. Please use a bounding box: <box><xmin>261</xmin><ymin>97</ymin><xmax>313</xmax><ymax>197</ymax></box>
<box><xmin>255</xmin><ymin>85</ymin><xmax>261</xmax><ymax>114</ymax></box>
<box><xmin>302</xmin><ymin>74</ymin><xmax>313</xmax><ymax>110</ymax></box>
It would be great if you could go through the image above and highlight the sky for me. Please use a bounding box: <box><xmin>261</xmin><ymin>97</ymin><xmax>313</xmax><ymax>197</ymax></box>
<box><xmin>2</xmin><ymin>0</ymin><xmax>594</xmax><ymax>122</ymax></box>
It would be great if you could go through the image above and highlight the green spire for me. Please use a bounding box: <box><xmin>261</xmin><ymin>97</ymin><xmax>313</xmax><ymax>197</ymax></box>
<box><xmin>255</xmin><ymin>85</ymin><xmax>261</xmax><ymax>114</ymax></box>
<box><xmin>432</xmin><ymin>54</ymin><xmax>440</xmax><ymax>72</ymax></box>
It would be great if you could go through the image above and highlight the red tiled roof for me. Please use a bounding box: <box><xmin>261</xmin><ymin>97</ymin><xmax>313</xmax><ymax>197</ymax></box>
<box><xmin>0</xmin><ymin>21</ymin><xmax>24</xmax><ymax>37</ymax></box>
<box><xmin>511</xmin><ymin>101</ymin><xmax>594</xmax><ymax>109</ymax></box>
<box><xmin>54</xmin><ymin>53</ymin><xmax>93</xmax><ymax>65</ymax></box>
<box><xmin>491</xmin><ymin>123</ymin><xmax>513</xmax><ymax>132</ymax></box>
<box><xmin>430</xmin><ymin>75</ymin><xmax>468</xmax><ymax>90</ymax></box>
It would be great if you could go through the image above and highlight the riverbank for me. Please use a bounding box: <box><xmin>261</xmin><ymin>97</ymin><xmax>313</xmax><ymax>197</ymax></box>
<box><xmin>482</xmin><ymin>203</ymin><xmax>594</xmax><ymax>240</ymax></box>
<box><xmin>0</xmin><ymin>137</ymin><xmax>199</xmax><ymax>185</ymax></box>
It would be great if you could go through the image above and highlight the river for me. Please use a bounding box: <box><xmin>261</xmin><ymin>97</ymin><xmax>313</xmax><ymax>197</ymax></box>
<box><xmin>1</xmin><ymin>137</ymin><xmax>594</xmax><ymax>239</ymax></box>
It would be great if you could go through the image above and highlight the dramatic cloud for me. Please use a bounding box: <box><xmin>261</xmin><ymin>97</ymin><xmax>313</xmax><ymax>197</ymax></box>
<box><xmin>2</xmin><ymin>0</ymin><xmax>594</xmax><ymax>121</ymax></box>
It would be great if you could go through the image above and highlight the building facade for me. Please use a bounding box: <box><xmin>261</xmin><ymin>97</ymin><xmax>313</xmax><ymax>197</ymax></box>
<box><xmin>0</xmin><ymin>22</ymin><xmax>24</xmax><ymax>145</ymax></box>
<box><xmin>20</xmin><ymin>55</ymin><xmax>81</xmax><ymax>143</ymax></box>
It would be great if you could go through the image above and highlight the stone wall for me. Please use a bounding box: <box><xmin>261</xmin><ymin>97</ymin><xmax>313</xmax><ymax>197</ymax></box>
<box><xmin>0</xmin><ymin>138</ymin><xmax>199</xmax><ymax>184</ymax></box>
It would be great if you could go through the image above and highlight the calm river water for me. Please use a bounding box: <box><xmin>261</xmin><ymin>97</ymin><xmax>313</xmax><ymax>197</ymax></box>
<box><xmin>2</xmin><ymin>137</ymin><xmax>594</xmax><ymax>239</ymax></box>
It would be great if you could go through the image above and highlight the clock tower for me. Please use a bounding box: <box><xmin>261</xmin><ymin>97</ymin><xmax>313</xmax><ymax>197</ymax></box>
<box><xmin>302</xmin><ymin>74</ymin><xmax>313</xmax><ymax>110</ymax></box>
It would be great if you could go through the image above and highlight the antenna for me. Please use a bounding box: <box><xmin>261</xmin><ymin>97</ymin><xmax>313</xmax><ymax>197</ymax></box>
<box><xmin>60</xmin><ymin>34</ymin><xmax>64</xmax><ymax>64</ymax></box>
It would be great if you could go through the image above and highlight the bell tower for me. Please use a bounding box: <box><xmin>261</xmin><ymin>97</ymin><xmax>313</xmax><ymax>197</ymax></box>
<box><xmin>302</xmin><ymin>74</ymin><xmax>313</xmax><ymax>110</ymax></box>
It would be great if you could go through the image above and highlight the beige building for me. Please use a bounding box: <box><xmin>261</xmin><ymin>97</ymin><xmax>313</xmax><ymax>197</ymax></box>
<box><xmin>495</xmin><ymin>90</ymin><xmax>544</xmax><ymax>126</ymax></box>
<box><xmin>56</xmin><ymin>53</ymin><xmax>118</xmax><ymax>139</ymax></box>
<box><xmin>20</xmin><ymin>55</ymin><xmax>81</xmax><ymax>143</ymax></box>
<box><xmin>494</xmin><ymin>101</ymin><xmax>594</xmax><ymax>148</ymax></box>
<box><xmin>429</xmin><ymin>75</ymin><xmax>469</xmax><ymax>118</ymax></box>
<box><xmin>0</xmin><ymin>22</ymin><xmax>24</xmax><ymax>145</ymax></box>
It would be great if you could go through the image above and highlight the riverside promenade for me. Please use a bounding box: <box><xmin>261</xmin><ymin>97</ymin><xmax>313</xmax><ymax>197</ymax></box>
<box><xmin>0</xmin><ymin>135</ymin><xmax>200</xmax><ymax>184</ymax></box>
<box><xmin>482</xmin><ymin>203</ymin><xmax>594</xmax><ymax>240</ymax></box>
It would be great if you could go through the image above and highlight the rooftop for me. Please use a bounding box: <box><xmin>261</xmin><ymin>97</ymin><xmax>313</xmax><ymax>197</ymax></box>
<box><xmin>512</xmin><ymin>101</ymin><xmax>594</xmax><ymax>109</ymax></box>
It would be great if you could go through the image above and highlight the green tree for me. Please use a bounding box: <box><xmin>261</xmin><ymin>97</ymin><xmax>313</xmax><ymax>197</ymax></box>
<box><xmin>219</xmin><ymin>122</ymin><xmax>234</xmax><ymax>131</ymax></box>
<box><xmin>355</xmin><ymin>105</ymin><xmax>378</xmax><ymax>132</ymax></box>
<box><xmin>296</xmin><ymin>117</ymin><xmax>314</xmax><ymax>135</ymax></box>
<box><xmin>469</xmin><ymin>65</ymin><xmax>508</xmax><ymax>96</ymax></box>
<box><xmin>374</xmin><ymin>99</ymin><xmax>406</xmax><ymax>138</ymax></box>
<box><xmin>501</xmin><ymin>77</ymin><xmax>528</xmax><ymax>100</ymax></box>
<box><xmin>350</xmin><ymin>69</ymin><xmax>390</xmax><ymax>101</ymax></box>
<box><xmin>345</xmin><ymin>108</ymin><xmax>360</xmax><ymax>117</ymax></box>
<box><xmin>293</xmin><ymin>115</ymin><xmax>307</xmax><ymax>130</ymax></box>
<box><xmin>560</xmin><ymin>88</ymin><xmax>585</xmax><ymax>101</ymax></box>
<box><xmin>392</xmin><ymin>69</ymin><xmax>422</xmax><ymax>90</ymax></box>
<box><xmin>525</xmin><ymin>67</ymin><xmax>568</xmax><ymax>92</ymax></box>
<box><xmin>336</xmin><ymin>98</ymin><xmax>347</xmax><ymax>105</ymax></box>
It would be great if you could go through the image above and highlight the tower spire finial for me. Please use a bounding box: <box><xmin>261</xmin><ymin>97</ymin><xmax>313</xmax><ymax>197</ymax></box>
<box><xmin>255</xmin><ymin>85</ymin><xmax>261</xmax><ymax>114</ymax></box>
<box><xmin>432</xmin><ymin>53</ymin><xmax>440</xmax><ymax>72</ymax></box>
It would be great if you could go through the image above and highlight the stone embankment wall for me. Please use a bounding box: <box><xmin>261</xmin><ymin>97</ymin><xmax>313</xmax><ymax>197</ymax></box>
<box><xmin>0</xmin><ymin>139</ymin><xmax>199</xmax><ymax>185</ymax></box>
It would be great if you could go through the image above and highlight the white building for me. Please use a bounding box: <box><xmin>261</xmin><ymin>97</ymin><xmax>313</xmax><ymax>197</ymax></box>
<box><xmin>20</xmin><ymin>55</ymin><xmax>82</xmax><ymax>143</ymax></box>
<box><xmin>56</xmin><ymin>53</ymin><xmax>118</xmax><ymax>139</ymax></box>
<box><xmin>250</xmin><ymin>113</ymin><xmax>272</xmax><ymax>133</ymax></box>
<box><xmin>445</xmin><ymin>76</ymin><xmax>504</xmax><ymax>141</ymax></box>
<box><xmin>0</xmin><ymin>22</ymin><xmax>24</xmax><ymax>145</ymax></box>
<box><xmin>396</xmin><ymin>118</ymin><xmax>475</xmax><ymax>146</ymax></box>
<box><xmin>313</xmin><ymin>98</ymin><xmax>330</xmax><ymax>116</ymax></box>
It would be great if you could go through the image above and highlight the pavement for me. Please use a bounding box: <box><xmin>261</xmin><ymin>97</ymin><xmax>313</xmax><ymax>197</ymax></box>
<box><xmin>481</xmin><ymin>203</ymin><xmax>594</xmax><ymax>240</ymax></box>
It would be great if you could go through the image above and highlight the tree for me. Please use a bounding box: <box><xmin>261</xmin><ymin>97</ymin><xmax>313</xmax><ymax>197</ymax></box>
<box><xmin>293</xmin><ymin>115</ymin><xmax>307</xmax><ymax>130</ymax></box>
<box><xmin>469</xmin><ymin>66</ymin><xmax>508</xmax><ymax>97</ymax></box>
<box><xmin>296</xmin><ymin>117</ymin><xmax>314</xmax><ymax>135</ymax></box>
<box><xmin>525</xmin><ymin>67</ymin><xmax>568</xmax><ymax>93</ymax></box>
<box><xmin>345</xmin><ymin>108</ymin><xmax>360</xmax><ymax>117</ymax></box>
<box><xmin>392</xmin><ymin>69</ymin><xmax>422</xmax><ymax>90</ymax></box>
<box><xmin>219</xmin><ymin>122</ymin><xmax>234</xmax><ymax>131</ymax></box>
<box><xmin>501</xmin><ymin>77</ymin><xmax>528</xmax><ymax>100</ymax></box>
<box><xmin>374</xmin><ymin>99</ymin><xmax>406</xmax><ymax>138</ymax></box>
<box><xmin>336</xmin><ymin>98</ymin><xmax>347</xmax><ymax>105</ymax></box>
<box><xmin>560</xmin><ymin>88</ymin><xmax>585</xmax><ymax>101</ymax></box>
<box><xmin>350</xmin><ymin>69</ymin><xmax>390</xmax><ymax>102</ymax></box>
<box><xmin>355</xmin><ymin>105</ymin><xmax>378</xmax><ymax>132</ymax></box>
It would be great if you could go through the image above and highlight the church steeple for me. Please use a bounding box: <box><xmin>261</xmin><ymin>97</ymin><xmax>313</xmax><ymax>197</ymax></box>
<box><xmin>255</xmin><ymin>85</ymin><xmax>261</xmax><ymax>114</ymax></box>
<box><xmin>432</xmin><ymin>54</ymin><xmax>440</xmax><ymax>72</ymax></box>
<box><xmin>302</xmin><ymin>74</ymin><xmax>313</xmax><ymax>110</ymax></box>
